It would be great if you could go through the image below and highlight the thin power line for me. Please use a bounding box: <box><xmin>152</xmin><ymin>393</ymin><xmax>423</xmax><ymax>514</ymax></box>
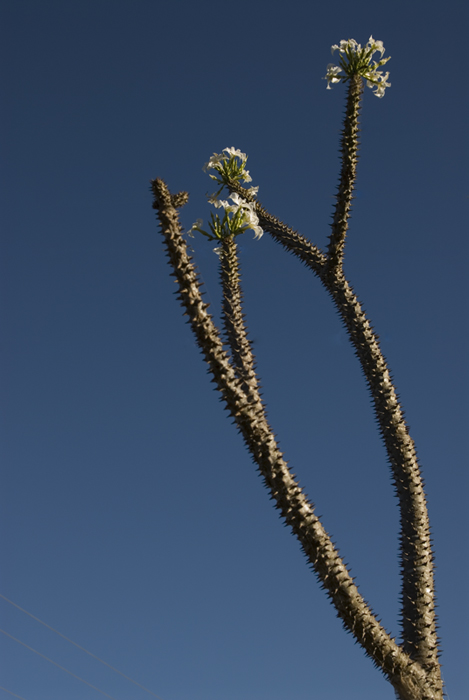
<box><xmin>0</xmin><ymin>686</ymin><xmax>28</xmax><ymax>700</ymax></box>
<box><xmin>0</xmin><ymin>593</ymin><xmax>165</xmax><ymax>700</ymax></box>
<box><xmin>0</xmin><ymin>628</ymin><xmax>119</xmax><ymax>700</ymax></box>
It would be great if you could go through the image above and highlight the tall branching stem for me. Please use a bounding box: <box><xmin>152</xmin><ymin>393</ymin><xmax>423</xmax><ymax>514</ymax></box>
<box><xmin>151</xmin><ymin>68</ymin><xmax>443</xmax><ymax>700</ymax></box>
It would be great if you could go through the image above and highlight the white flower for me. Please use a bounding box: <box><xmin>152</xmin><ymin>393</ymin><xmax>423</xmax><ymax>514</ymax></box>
<box><xmin>245</xmin><ymin>211</ymin><xmax>263</xmax><ymax>240</ymax></box>
<box><xmin>332</xmin><ymin>38</ymin><xmax>359</xmax><ymax>55</ymax></box>
<box><xmin>215</xmin><ymin>193</ymin><xmax>264</xmax><ymax>240</ymax></box>
<box><xmin>324</xmin><ymin>63</ymin><xmax>343</xmax><ymax>89</ymax></box>
<box><xmin>247</xmin><ymin>185</ymin><xmax>259</xmax><ymax>197</ymax></box>
<box><xmin>366</xmin><ymin>35</ymin><xmax>385</xmax><ymax>57</ymax></box>
<box><xmin>234</xmin><ymin>196</ymin><xmax>264</xmax><ymax>240</ymax></box>
<box><xmin>217</xmin><ymin>193</ymin><xmax>246</xmax><ymax>211</ymax></box>
<box><xmin>202</xmin><ymin>148</ymin><xmax>259</xmax><ymax>230</ymax></box>
<box><xmin>223</xmin><ymin>147</ymin><xmax>247</xmax><ymax>161</ymax></box>
<box><xmin>228</xmin><ymin>192</ymin><xmax>245</xmax><ymax>207</ymax></box>
<box><xmin>325</xmin><ymin>36</ymin><xmax>390</xmax><ymax>97</ymax></box>
<box><xmin>365</xmin><ymin>70</ymin><xmax>391</xmax><ymax>98</ymax></box>
<box><xmin>219</xmin><ymin>199</ymin><xmax>238</xmax><ymax>214</ymax></box>
<box><xmin>212</xmin><ymin>198</ymin><xmax>228</xmax><ymax>209</ymax></box>
<box><xmin>203</xmin><ymin>146</ymin><xmax>257</xmax><ymax>190</ymax></box>
<box><xmin>243</xmin><ymin>208</ymin><xmax>263</xmax><ymax>239</ymax></box>
<box><xmin>187</xmin><ymin>218</ymin><xmax>203</xmax><ymax>237</ymax></box>
<box><xmin>203</xmin><ymin>152</ymin><xmax>225</xmax><ymax>172</ymax></box>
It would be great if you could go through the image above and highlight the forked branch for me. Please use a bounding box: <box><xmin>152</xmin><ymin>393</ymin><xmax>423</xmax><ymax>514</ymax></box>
<box><xmin>151</xmin><ymin>34</ymin><xmax>442</xmax><ymax>700</ymax></box>
<box><xmin>227</xmin><ymin>174</ymin><xmax>440</xmax><ymax>683</ymax></box>
<box><xmin>151</xmin><ymin>178</ymin><xmax>440</xmax><ymax>700</ymax></box>
<box><xmin>225</xmin><ymin>177</ymin><xmax>441</xmax><ymax>692</ymax></box>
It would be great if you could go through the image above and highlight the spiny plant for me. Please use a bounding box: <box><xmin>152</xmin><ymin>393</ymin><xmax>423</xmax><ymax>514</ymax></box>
<box><xmin>151</xmin><ymin>37</ymin><xmax>443</xmax><ymax>700</ymax></box>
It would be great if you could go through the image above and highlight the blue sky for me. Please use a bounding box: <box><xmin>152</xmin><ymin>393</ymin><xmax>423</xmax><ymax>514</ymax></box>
<box><xmin>1</xmin><ymin>1</ymin><xmax>467</xmax><ymax>699</ymax></box>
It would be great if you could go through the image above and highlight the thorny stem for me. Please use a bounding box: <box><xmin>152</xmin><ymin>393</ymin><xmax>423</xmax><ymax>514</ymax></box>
<box><xmin>326</xmin><ymin>271</ymin><xmax>440</xmax><ymax>684</ymax></box>
<box><xmin>225</xmin><ymin>69</ymin><xmax>440</xmax><ymax>676</ymax></box>
<box><xmin>225</xmin><ymin>179</ymin><xmax>327</xmax><ymax>273</ymax></box>
<box><xmin>223</xmin><ymin>72</ymin><xmax>441</xmax><ymax>687</ymax></box>
<box><xmin>226</xmin><ymin>177</ymin><xmax>442</xmax><ymax>695</ymax></box>
<box><xmin>325</xmin><ymin>73</ymin><xmax>363</xmax><ymax>272</ymax></box>
<box><xmin>152</xmin><ymin>178</ymin><xmax>442</xmax><ymax>700</ymax></box>
<box><xmin>219</xmin><ymin>236</ymin><xmax>259</xmax><ymax>400</ymax></box>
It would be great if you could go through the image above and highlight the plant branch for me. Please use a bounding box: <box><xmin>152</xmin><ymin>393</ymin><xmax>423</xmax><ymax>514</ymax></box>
<box><xmin>324</xmin><ymin>271</ymin><xmax>440</xmax><ymax>685</ymax></box>
<box><xmin>151</xmin><ymin>178</ymin><xmax>439</xmax><ymax>700</ymax></box>
<box><xmin>226</xmin><ymin>179</ymin><xmax>327</xmax><ymax>274</ymax></box>
<box><xmin>219</xmin><ymin>236</ymin><xmax>260</xmax><ymax>400</ymax></box>
<box><xmin>325</xmin><ymin>73</ymin><xmax>363</xmax><ymax>272</ymax></box>
<box><xmin>227</xmin><ymin>175</ymin><xmax>440</xmax><ymax>688</ymax></box>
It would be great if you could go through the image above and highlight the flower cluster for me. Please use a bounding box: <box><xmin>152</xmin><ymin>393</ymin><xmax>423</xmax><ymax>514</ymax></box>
<box><xmin>188</xmin><ymin>191</ymin><xmax>263</xmax><ymax>248</ymax></box>
<box><xmin>204</xmin><ymin>147</ymin><xmax>252</xmax><ymax>185</ymax></box>
<box><xmin>188</xmin><ymin>147</ymin><xmax>262</xmax><ymax>252</ymax></box>
<box><xmin>203</xmin><ymin>147</ymin><xmax>259</xmax><ymax>201</ymax></box>
<box><xmin>324</xmin><ymin>36</ymin><xmax>391</xmax><ymax>98</ymax></box>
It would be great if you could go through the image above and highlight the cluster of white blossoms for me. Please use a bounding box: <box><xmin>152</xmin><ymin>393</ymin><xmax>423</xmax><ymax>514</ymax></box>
<box><xmin>214</xmin><ymin>192</ymin><xmax>263</xmax><ymax>239</ymax></box>
<box><xmin>189</xmin><ymin>148</ymin><xmax>263</xmax><ymax>250</ymax></box>
<box><xmin>188</xmin><ymin>192</ymin><xmax>263</xmax><ymax>245</ymax></box>
<box><xmin>324</xmin><ymin>36</ymin><xmax>391</xmax><ymax>98</ymax></box>
<box><xmin>203</xmin><ymin>147</ymin><xmax>253</xmax><ymax>185</ymax></box>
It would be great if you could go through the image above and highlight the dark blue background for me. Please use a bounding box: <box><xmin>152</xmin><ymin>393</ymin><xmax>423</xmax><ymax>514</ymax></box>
<box><xmin>1</xmin><ymin>1</ymin><xmax>467</xmax><ymax>698</ymax></box>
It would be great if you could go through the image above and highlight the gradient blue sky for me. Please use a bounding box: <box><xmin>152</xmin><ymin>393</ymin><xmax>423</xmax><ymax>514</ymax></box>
<box><xmin>1</xmin><ymin>1</ymin><xmax>467</xmax><ymax>699</ymax></box>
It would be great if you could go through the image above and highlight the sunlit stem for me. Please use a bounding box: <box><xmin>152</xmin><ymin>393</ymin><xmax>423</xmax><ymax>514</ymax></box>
<box><xmin>219</xmin><ymin>236</ymin><xmax>259</xmax><ymax>400</ymax></box>
<box><xmin>325</xmin><ymin>73</ymin><xmax>363</xmax><ymax>273</ymax></box>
